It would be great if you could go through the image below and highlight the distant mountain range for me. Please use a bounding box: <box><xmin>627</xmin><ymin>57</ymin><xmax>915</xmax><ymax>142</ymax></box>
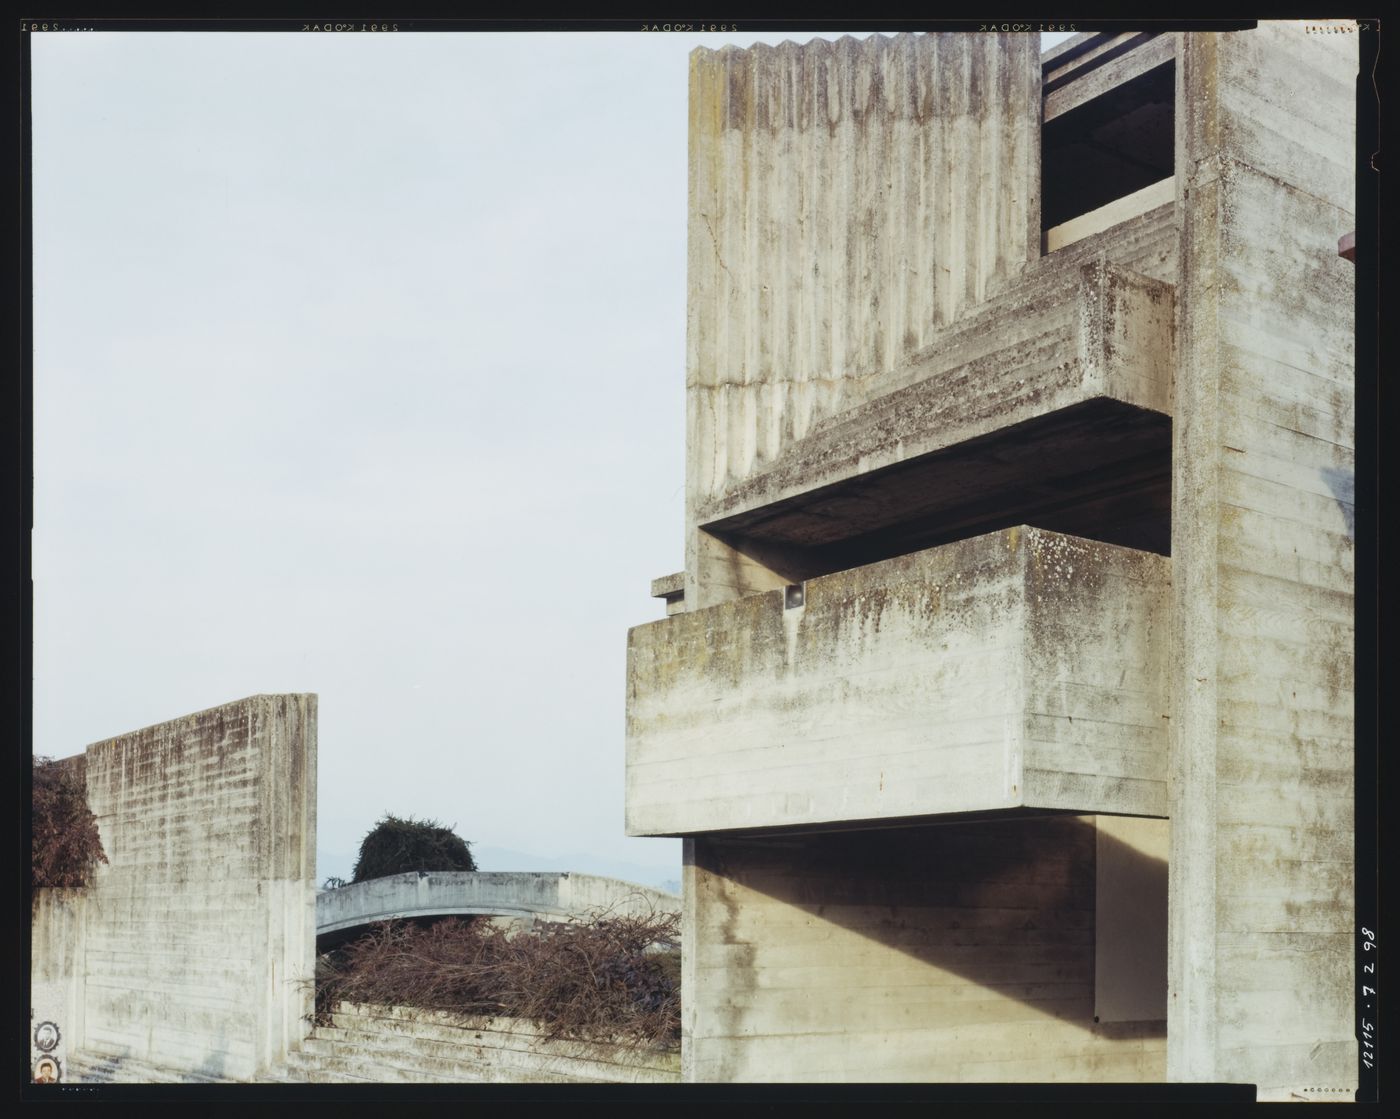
<box><xmin>317</xmin><ymin>844</ymin><xmax>681</xmax><ymax>897</ymax></box>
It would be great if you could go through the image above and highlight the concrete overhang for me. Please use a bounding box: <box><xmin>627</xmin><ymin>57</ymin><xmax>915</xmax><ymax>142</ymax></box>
<box><xmin>695</xmin><ymin>257</ymin><xmax>1175</xmax><ymax>567</ymax></box>
<box><xmin>627</xmin><ymin>526</ymin><xmax>1170</xmax><ymax>837</ymax></box>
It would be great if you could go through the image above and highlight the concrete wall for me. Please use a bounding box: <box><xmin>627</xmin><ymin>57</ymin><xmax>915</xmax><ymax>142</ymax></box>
<box><xmin>682</xmin><ymin>817</ymin><xmax>1166</xmax><ymax>1082</ymax></box>
<box><xmin>30</xmin><ymin>889</ymin><xmax>87</xmax><ymax>1083</ymax></box>
<box><xmin>692</xmin><ymin>256</ymin><xmax>1174</xmax><ymax>543</ymax></box>
<box><xmin>639</xmin><ymin>26</ymin><xmax>1358</xmax><ymax>1093</ymax></box>
<box><xmin>299</xmin><ymin>1003</ymin><xmax>680</xmax><ymax>1084</ymax></box>
<box><xmin>1169</xmin><ymin>25</ymin><xmax>1356</xmax><ymax>1097</ymax></box>
<box><xmin>686</xmin><ymin>33</ymin><xmax>1040</xmax><ymax>606</ymax></box>
<box><xmin>31</xmin><ymin>694</ymin><xmax>317</xmax><ymax>1081</ymax></box>
<box><xmin>629</xmin><ymin>527</ymin><xmax>1169</xmax><ymax>835</ymax></box>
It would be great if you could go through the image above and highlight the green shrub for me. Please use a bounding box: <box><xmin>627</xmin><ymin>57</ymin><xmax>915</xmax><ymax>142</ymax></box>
<box><xmin>351</xmin><ymin>813</ymin><xmax>476</xmax><ymax>882</ymax></box>
<box><xmin>32</xmin><ymin>756</ymin><xmax>108</xmax><ymax>888</ymax></box>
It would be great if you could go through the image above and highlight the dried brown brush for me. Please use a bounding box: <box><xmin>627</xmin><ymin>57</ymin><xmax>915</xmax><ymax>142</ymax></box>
<box><xmin>31</xmin><ymin>756</ymin><xmax>108</xmax><ymax>889</ymax></box>
<box><xmin>316</xmin><ymin>903</ymin><xmax>681</xmax><ymax>1049</ymax></box>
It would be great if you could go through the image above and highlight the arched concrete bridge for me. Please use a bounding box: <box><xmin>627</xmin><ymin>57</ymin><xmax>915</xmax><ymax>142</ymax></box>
<box><xmin>316</xmin><ymin>871</ymin><xmax>680</xmax><ymax>942</ymax></box>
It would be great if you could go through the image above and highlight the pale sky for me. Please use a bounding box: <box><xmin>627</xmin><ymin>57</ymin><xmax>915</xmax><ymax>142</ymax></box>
<box><xmin>30</xmin><ymin>28</ymin><xmax>1077</xmax><ymax>887</ymax></box>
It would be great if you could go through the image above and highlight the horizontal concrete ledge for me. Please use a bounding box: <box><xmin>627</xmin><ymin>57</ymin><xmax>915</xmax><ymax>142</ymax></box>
<box><xmin>1046</xmin><ymin>177</ymin><xmax>1175</xmax><ymax>253</ymax></box>
<box><xmin>317</xmin><ymin>871</ymin><xmax>680</xmax><ymax>938</ymax></box>
<box><xmin>692</xmin><ymin>257</ymin><xmax>1174</xmax><ymax>557</ymax></box>
<box><xmin>632</xmin><ymin>805</ymin><xmax>1164</xmax><ymax>842</ymax></box>
<box><xmin>1043</xmin><ymin>32</ymin><xmax>1174</xmax><ymax>121</ymax></box>
<box><xmin>650</xmin><ymin>572</ymin><xmax>685</xmax><ymax>599</ymax></box>
<box><xmin>627</xmin><ymin>527</ymin><xmax>1171</xmax><ymax>836</ymax></box>
<box><xmin>704</xmin><ymin>398</ymin><xmax>1171</xmax><ymax>577</ymax></box>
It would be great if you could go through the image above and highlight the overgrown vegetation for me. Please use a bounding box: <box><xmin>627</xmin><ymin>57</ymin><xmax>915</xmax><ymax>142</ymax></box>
<box><xmin>31</xmin><ymin>756</ymin><xmax>108</xmax><ymax>888</ymax></box>
<box><xmin>351</xmin><ymin>813</ymin><xmax>476</xmax><ymax>882</ymax></box>
<box><xmin>315</xmin><ymin>908</ymin><xmax>681</xmax><ymax>1049</ymax></box>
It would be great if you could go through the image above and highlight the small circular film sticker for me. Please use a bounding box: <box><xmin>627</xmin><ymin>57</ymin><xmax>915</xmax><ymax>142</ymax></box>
<box><xmin>34</xmin><ymin>1021</ymin><xmax>61</xmax><ymax>1052</ymax></box>
<box><xmin>33</xmin><ymin>1055</ymin><xmax>61</xmax><ymax>1084</ymax></box>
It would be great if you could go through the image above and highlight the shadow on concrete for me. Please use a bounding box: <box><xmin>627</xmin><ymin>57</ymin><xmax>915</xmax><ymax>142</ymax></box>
<box><xmin>316</xmin><ymin>913</ymin><xmax>484</xmax><ymax>953</ymax></box>
<box><xmin>695</xmin><ymin>813</ymin><xmax>1166</xmax><ymax>1038</ymax></box>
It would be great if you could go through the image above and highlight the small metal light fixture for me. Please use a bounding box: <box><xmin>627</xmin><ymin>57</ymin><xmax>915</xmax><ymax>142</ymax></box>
<box><xmin>1339</xmin><ymin>231</ymin><xmax>1356</xmax><ymax>261</ymax></box>
<box><xmin>784</xmin><ymin>583</ymin><xmax>805</xmax><ymax>610</ymax></box>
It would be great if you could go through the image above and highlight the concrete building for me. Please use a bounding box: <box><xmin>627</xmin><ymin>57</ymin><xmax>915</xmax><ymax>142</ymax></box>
<box><xmin>626</xmin><ymin>28</ymin><xmax>1358</xmax><ymax>1095</ymax></box>
<box><xmin>30</xmin><ymin>696</ymin><xmax>678</xmax><ymax>1084</ymax></box>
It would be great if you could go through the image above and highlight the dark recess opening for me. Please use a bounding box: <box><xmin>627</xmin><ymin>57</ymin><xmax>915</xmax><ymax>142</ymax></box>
<box><xmin>1042</xmin><ymin>60</ymin><xmax>1175</xmax><ymax>231</ymax></box>
<box><xmin>703</xmin><ymin>399</ymin><xmax>1172</xmax><ymax>586</ymax></box>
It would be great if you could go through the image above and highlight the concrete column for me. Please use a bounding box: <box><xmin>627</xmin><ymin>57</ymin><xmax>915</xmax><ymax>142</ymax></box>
<box><xmin>1169</xmin><ymin>25</ymin><xmax>1357</xmax><ymax>1095</ymax></box>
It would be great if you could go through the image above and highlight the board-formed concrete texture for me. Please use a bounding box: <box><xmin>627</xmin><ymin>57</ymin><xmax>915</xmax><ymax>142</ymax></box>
<box><xmin>31</xmin><ymin>888</ymin><xmax>86</xmax><ymax>1085</ymax></box>
<box><xmin>630</xmin><ymin>26</ymin><xmax>1357</xmax><ymax>1095</ymax></box>
<box><xmin>687</xmin><ymin>34</ymin><xmax>1040</xmax><ymax>509</ymax></box>
<box><xmin>31</xmin><ymin>695</ymin><xmax>317</xmax><ymax>1081</ymax></box>
<box><xmin>1170</xmin><ymin>25</ymin><xmax>1356</xmax><ymax>1097</ymax></box>
<box><xmin>629</xmin><ymin>526</ymin><xmax>1170</xmax><ymax>834</ymax></box>
<box><xmin>281</xmin><ymin>1003</ymin><xmax>680</xmax><ymax>1084</ymax></box>
<box><xmin>317</xmin><ymin>871</ymin><xmax>681</xmax><ymax>937</ymax></box>
<box><xmin>683</xmin><ymin>821</ymin><xmax>1166</xmax><ymax>1083</ymax></box>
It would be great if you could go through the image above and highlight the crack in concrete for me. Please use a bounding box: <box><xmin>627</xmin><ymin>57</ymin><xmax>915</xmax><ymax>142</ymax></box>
<box><xmin>700</xmin><ymin>212</ymin><xmax>735</xmax><ymax>283</ymax></box>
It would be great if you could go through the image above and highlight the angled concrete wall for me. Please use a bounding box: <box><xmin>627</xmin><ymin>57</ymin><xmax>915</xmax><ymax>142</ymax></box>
<box><xmin>30</xmin><ymin>694</ymin><xmax>317</xmax><ymax>1081</ymax></box>
<box><xmin>1169</xmin><ymin>25</ymin><xmax>1356</xmax><ymax>1098</ymax></box>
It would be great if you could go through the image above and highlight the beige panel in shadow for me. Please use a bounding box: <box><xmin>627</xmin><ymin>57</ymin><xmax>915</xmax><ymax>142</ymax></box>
<box><xmin>1095</xmin><ymin>814</ymin><xmax>1169</xmax><ymax>1022</ymax></box>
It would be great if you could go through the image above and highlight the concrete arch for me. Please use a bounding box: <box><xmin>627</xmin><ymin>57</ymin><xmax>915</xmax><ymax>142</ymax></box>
<box><xmin>316</xmin><ymin>871</ymin><xmax>679</xmax><ymax>940</ymax></box>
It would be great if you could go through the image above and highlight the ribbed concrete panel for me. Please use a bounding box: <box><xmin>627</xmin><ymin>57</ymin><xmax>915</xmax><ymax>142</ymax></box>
<box><xmin>687</xmin><ymin>33</ymin><xmax>1040</xmax><ymax>508</ymax></box>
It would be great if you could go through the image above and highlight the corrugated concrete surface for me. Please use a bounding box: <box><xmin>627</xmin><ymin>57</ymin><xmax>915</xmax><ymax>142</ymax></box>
<box><xmin>686</xmin><ymin>33</ymin><xmax>1041</xmax><ymax>608</ymax></box>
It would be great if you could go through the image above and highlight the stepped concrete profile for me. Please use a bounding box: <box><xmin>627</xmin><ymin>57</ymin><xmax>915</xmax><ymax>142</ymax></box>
<box><xmin>628</xmin><ymin>26</ymin><xmax>1359</xmax><ymax>1095</ymax></box>
<box><xmin>31</xmin><ymin>24</ymin><xmax>1362</xmax><ymax>1096</ymax></box>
